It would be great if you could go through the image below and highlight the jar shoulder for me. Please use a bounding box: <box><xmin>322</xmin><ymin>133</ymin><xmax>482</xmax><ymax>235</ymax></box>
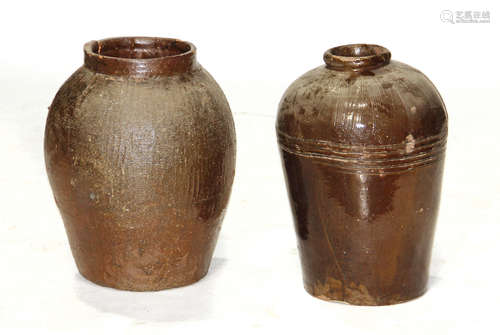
<box><xmin>277</xmin><ymin>61</ymin><xmax>447</xmax><ymax>146</ymax></box>
<box><xmin>46</xmin><ymin>66</ymin><xmax>235</xmax><ymax>144</ymax></box>
<box><xmin>44</xmin><ymin>66</ymin><xmax>236</xmax><ymax>170</ymax></box>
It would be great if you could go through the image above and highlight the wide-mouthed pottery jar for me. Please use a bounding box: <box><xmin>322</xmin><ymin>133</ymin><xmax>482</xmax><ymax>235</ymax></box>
<box><xmin>276</xmin><ymin>44</ymin><xmax>447</xmax><ymax>305</ymax></box>
<box><xmin>45</xmin><ymin>37</ymin><xmax>236</xmax><ymax>291</ymax></box>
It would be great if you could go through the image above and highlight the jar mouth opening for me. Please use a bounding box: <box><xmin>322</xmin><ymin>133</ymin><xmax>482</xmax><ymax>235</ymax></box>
<box><xmin>324</xmin><ymin>44</ymin><xmax>391</xmax><ymax>71</ymax></box>
<box><xmin>85</xmin><ymin>37</ymin><xmax>194</xmax><ymax>61</ymax></box>
<box><xmin>84</xmin><ymin>37</ymin><xmax>197</xmax><ymax>77</ymax></box>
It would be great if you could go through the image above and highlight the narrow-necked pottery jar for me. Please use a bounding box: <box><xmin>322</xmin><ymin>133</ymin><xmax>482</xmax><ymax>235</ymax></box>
<box><xmin>276</xmin><ymin>44</ymin><xmax>447</xmax><ymax>305</ymax></box>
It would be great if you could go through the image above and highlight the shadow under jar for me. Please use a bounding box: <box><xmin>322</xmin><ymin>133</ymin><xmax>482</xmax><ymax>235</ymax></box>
<box><xmin>276</xmin><ymin>44</ymin><xmax>447</xmax><ymax>305</ymax></box>
<box><xmin>45</xmin><ymin>37</ymin><xmax>236</xmax><ymax>291</ymax></box>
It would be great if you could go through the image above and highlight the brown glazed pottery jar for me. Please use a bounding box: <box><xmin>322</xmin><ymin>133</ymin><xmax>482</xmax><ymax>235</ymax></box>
<box><xmin>45</xmin><ymin>37</ymin><xmax>236</xmax><ymax>291</ymax></box>
<box><xmin>277</xmin><ymin>44</ymin><xmax>447</xmax><ymax>305</ymax></box>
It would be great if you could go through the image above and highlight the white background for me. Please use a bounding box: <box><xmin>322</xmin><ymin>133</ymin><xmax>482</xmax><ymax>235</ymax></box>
<box><xmin>1</xmin><ymin>0</ymin><xmax>499</xmax><ymax>333</ymax></box>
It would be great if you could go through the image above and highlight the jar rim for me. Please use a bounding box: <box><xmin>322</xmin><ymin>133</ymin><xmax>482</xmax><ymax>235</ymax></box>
<box><xmin>323</xmin><ymin>44</ymin><xmax>391</xmax><ymax>71</ymax></box>
<box><xmin>83</xmin><ymin>36</ymin><xmax>197</xmax><ymax>77</ymax></box>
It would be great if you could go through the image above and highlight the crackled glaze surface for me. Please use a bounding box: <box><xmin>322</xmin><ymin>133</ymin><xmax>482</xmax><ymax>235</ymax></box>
<box><xmin>45</xmin><ymin>37</ymin><xmax>236</xmax><ymax>291</ymax></box>
<box><xmin>277</xmin><ymin>44</ymin><xmax>447</xmax><ymax>305</ymax></box>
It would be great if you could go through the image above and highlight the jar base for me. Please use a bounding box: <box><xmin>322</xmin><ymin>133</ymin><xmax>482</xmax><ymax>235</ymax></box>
<box><xmin>78</xmin><ymin>268</ymin><xmax>210</xmax><ymax>292</ymax></box>
<box><xmin>304</xmin><ymin>283</ymin><xmax>427</xmax><ymax>306</ymax></box>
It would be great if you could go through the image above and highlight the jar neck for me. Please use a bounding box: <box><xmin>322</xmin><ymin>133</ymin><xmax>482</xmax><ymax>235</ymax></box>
<box><xmin>84</xmin><ymin>37</ymin><xmax>197</xmax><ymax>77</ymax></box>
<box><xmin>323</xmin><ymin>44</ymin><xmax>391</xmax><ymax>71</ymax></box>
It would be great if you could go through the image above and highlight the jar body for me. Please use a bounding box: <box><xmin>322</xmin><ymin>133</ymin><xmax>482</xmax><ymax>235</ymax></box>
<box><xmin>277</xmin><ymin>45</ymin><xmax>447</xmax><ymax>305</ymax></box>
<box><xmin>44</xmin><ymin>38</ymin><xmax>236</xmax><ymax>291</ymax></box>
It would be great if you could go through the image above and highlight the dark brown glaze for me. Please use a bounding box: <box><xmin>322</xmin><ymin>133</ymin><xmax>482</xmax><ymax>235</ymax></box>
<box><xmin>44</xmin><ymin>37</ymin><xmax>236</xmax><ymax>291</ymax></box>
<box><xmin>276</xmin><ymin>44</ymin><xmax>447</xmax><ymax>305</ymax></box>
<box><xmin>83</xmin><ymin>37</ymin><xmax>197</xmax><ymax>77</ymax></box>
